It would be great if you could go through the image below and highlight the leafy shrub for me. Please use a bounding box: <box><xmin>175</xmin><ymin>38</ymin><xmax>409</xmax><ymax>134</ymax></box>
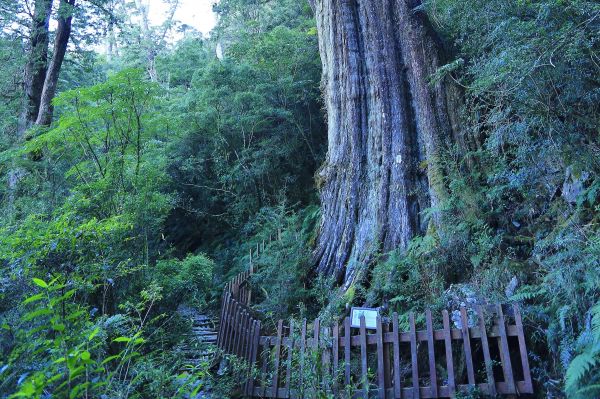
<box><xmin>154</xmin><ymin>254</ymin><xmax>214</xmax><ymax>308</ymax></box>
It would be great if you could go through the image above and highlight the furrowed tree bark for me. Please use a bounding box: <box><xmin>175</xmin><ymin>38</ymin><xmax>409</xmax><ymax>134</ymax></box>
<box><xmin>9</xmin><ymin>0</ymin><xmax>53</xmax><ymax>222</ymax></box>
<box><xmin>21</xmin><ymin>0</ymin><xmax>53</xmax><ymax>132</ymax></box>
<box><xmin>36</xmin><ymin>0</ymin><xmax>76</xmax><ymax>126</ymax></box>
<box><xmin>312</xmin><ymin>0</ymin><xmax>460</xmax><ymax>286</ymax></box>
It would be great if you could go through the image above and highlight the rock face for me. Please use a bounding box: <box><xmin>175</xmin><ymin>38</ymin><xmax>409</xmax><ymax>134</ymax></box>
<box><xmin>310</xmin><ymin>0</ymin><xmax>460</xmax><ymax>285</ymax></box>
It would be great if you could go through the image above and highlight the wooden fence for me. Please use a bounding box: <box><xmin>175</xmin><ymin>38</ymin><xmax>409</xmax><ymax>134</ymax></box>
<box><xmin>216</xmin><ymin>242</ymin><xmax>533</xmax><ymax>398</ymax></box>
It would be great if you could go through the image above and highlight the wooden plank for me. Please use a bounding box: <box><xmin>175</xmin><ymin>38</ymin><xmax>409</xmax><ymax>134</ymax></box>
<box><xmin>246</xmin><ymin>320</ymin><xmax>261</xmax><ymax>396</ymax></box>
<box><xmin>300</xmin><ymin>319</ymin><xmax>307</xmax><ymax>398</ymax></box>
<box><xmin>218</xmin><ymin>294</ymin><xmax>229</xmax><ymax>350</ymax></box>
<box><xmin>333</xmin><ymin>322</ymin><xmax>339</xmax><ymax>395</ymax></box>
<box><xmin>426</xmin><ymin>310</ymin><xmax>438</xmax><ymax>397</ymax></box>
<box><xmin>243</xmin><ymin>319</ymin><xmax>253</xmax><ymax>395</ymax></box>
<box><xmin>360</xmin><ymin>315</ymin><xmax>368</xmax><ymax>398</ymax></box>
<box><xmin>216</xmin><ymin>292</ymin><xmax>227</xmax><ymax>348</ymax></box>
<box><xmin>285</xmin><ymin>319</ymin><xmax>295</xmax><ymax>397</ymax></box>
<box><xmin>497</xmin><ymin>304</ymin><xmax>516</xmax><ymax>394</ymax></box>
<box><xmin>227</xmin><ymin>300</ymin><xmax>237</xmax><ymax>353</ymax></box>
<box><xmin>236</xmin><ymin>310</ymin><xmax>245</xmax><ymax>358</ymax></box>
<box><xmin>237</xmin><ymin>311</ymin><xmax>248</xmax><ymax>357</ymax></box>
<box><xmin>460</xmin><ymin>306</ymin><xmax>476</xmax><ymax>386</ymax></box>
<box><xmin>442</xmin><ymin>310</ymin><xmax>456</xmax><ymax>397</ymax></box>
<box><xmin>477</xmin><ymin>306</ymin><xmax>496</xmax><ymax>396</ymax></box>
<box><xmin>383</xmin><ymin>323</ymin><xmax>392</xmax><ymax>391</ymax></box>
<box><xmin>409</xmin><ymin>312</ymin><xmax>420</xmax><ymax>399</ymax></box>
<box><xmin>392</xmin><ymin>313</ymin><xmax>402</xmax><ymax>398</ymax></box>
<box><xmin>271</xmin><ymin>320</ymin><xmax>284</xmax><ymax>396</ymax></box>
<box><xmin>259</xmin><ymin>330</ymin><xmax>269</xmax><ymax>398</ymax></box>
<box><xmin>235</xmin><ymin>306</ymin><xmax>244</xmax><ymax>356</ymax></box>
<box><xmin>342</xmin><ymin>325</ymin><xmax>521</xmax><ymax>348</ymax></box>
<box><xmin>376</xmin><ymin>316</ymin><xmax>386</xmax><ymax>398</ymax></box>
<box><xmin>513</xmin><ymin>304</ymin><xmax>533</xmax><ymax>393</ymax></box>
<box><xmin>322</xmin><ymin>327</ymin><xmax>331</xmax><ymax>393</ymax></box>
<box><xmin>232</xmin><ymin>306</ymin><xmax>243</xmax><ymax>356</ymax></box>
<box><xmin>345</xmin><ymin>317</ymin><xmax>351</xmax><ymax>387</ymax></box>
<box><xmin>243</xmin><ymin>312</ymin><xmax>252</xmax><ymax>359</ymax></box>
<box><xmin>245</xmin><ymin>316</ymin><xmax>254</xmax><ymax>362</ymax></box>
<box><xmin>224</xmin><ymin>300</ymin><xmax>236</xmax><ymax>353</ymax></box>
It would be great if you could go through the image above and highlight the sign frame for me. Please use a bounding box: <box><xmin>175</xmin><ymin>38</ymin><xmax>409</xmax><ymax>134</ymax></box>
<box><xmin>350</xmin><ymin>307</ymin><xmax>380</xmax><ymax>329</ymax></box>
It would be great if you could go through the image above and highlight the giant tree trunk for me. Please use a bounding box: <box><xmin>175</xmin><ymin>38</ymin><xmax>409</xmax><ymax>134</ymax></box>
<box><xmin>311</xmin><ymin>0</ymin><xmax>460</xmax><ymax>286</ymax></box>
<box><xmin>21</xmin><ymin>0</ymin><xmax>53</xmax><ymax>132</ymax></box>
<box><xmin>36</xmin><ymin>0</ymin><xmax>75</xmax><ymax>126</ymax></box>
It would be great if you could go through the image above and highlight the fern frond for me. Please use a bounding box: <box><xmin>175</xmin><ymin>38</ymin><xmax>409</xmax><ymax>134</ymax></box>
<box><xmin>591</xmin><ymin>301</ymin><xmax>600</xmax><ymax>339</ymax></box>
<box><xmin>574</xmin><ymin>383</ymin><xmax>600</xmax><ymax>397</ymax></box>
<box><xmin>509</xmin><ymin>284</ymin><xmax>546</xmax><ymax>302</ymax></box>
<box><xmin>565</xmin><ymin>352</ymin><xmax>599</xmax><ymax>392</ymax></box>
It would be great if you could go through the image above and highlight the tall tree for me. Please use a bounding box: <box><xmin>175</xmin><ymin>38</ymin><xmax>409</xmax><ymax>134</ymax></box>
<box><xmin>310</xmin><ymin>0</ymin><xmax>461</xmax><ymax>285</ymax></box>
<box><xmin>21</xmin><ymin>0</ymin><xmax>53</xmax><ymax>131</ymax></box>
<box><xmin>36</xmin><ymin>0</ymin><xmax>76</xmax><ymax>125</ymax></box>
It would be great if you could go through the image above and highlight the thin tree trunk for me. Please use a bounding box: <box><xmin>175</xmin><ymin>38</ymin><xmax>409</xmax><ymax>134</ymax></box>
<box><xmin>21</xmin><ymin>0</ymin><xmax>53</xmax><ymax>133</ymax></box>
<box><xmin>311</xmin><ymin>0</ymin><xmax>460</xmax><ymax>286</ymax></box>
<box><xmin>36</xmin><ymin>0</ymin><xmax>76</xmax><ymax>126</ymax></box>
<box><xmin>133</xmin><ymin>0</ymin><xmax>157</xmax><ymax>81</ymax></box>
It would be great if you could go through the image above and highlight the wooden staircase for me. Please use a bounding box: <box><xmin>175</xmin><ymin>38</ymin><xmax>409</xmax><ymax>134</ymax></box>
<box><xmin>178</xmin><ymin>305</ymin><xmax>218</xmax><ymax>364</ymax></box>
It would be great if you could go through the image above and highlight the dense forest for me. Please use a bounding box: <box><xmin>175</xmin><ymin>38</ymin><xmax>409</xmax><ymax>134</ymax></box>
<box><xmin>0</xmin><ymin>0</ymin><xmax>598</xmax><ymax>398</ymax></box>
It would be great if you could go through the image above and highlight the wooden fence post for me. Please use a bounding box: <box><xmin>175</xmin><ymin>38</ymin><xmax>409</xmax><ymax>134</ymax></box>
<box><xmin>271</xmin><ymin>320</ymin><xmax>284</xmax><ymax>397</ymax></box>
<box><xmin>513</xmin><ymin>304</ymin><xmax>533</xmax><ymax>392</ymax></box>
<box><xmin>392</xmin><ymin>313</ymin><xmax>401</xmax><ymax>399</ymax></box>
<box><xmin>285</xmin><ymin>319</ymin><xmax>294</xmax><ymax>397</ymax></box>
<box><xmin>376</xmin><ymin>315</ymin><xmax>385</xmax><ymax>398</ymax></box>
<box><xmin>359</xmin><ymin>315</ymin><xmax>368</xmax><ymax>398</ymax></box>
<box><xmin>477</xmin><ymin>306</ymin><xmax>496</xmax><ymax>396</ymax></box>
<box><xmin>344</xmin><ymin>317</ymin><xmax>351</xmax><ymax>388</ymax></box>
<box><xmin>497</xmin><ymin>305</ymin><xmax>516</xmax><ymax>394</ymax></box>
<box><xmin>426</xmin><ymin>309</ymin><xmax>438</xmax><ymax>397</ymax></box>
<box><xmin>460</xmin><ymin>306</ymin><xmax>476</xmax><ymax>386</ymax></box>
<box><xmin>332</xmin><ymin>322</ymin><xmax>339</xmax><ymax>395</ymax></box>
<box><xmin>442</xmin><ymin>310</ymin><xmax>456</xmax><ymax>397</ymax></box>
<box><xmin>409</xmin><ymin>312</ymin><xmax>420</xmax><ymax>399</ymax></box>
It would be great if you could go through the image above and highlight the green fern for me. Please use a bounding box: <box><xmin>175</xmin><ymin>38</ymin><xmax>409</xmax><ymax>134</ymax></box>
<box><xmin>565</xmin><ymin>302</ymin><xmax>600</xmax><ymax>397</ymax></box>
<box><xmin>566</xmin><ymin>353</ymin><xmax>599</xmax><ymax>392</ymax></box>
<box><xmin>509</xmin><ymin>285</ymin><xmax>546</xmax><ymax>302</ymax></box>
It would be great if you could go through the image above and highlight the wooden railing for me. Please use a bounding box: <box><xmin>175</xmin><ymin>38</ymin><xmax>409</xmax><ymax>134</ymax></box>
<box><xmin>216</xmin><ymin>242</ymin><xmax>533</xmax><ymax>398</ymax></box>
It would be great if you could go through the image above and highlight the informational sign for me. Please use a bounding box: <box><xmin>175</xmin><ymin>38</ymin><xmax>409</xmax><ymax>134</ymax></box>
<box><xmin>350</xmin><ymin>307</ymin><xmax>379</xmax><ymax>329</ymax></box>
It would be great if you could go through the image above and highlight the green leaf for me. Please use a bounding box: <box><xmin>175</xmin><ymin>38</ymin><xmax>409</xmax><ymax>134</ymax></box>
<box><xmin>112</xmin><ymin>336</ymin><xmax>131</xmax><ymax>343</ymax></box>
<box><xmin>88</xmin><ymin>327</ymin><xmax>100</xmax><ymax>341</ymax></box>
<box><xmin>32</xmin><ymin>278</ymin><xmax>48</xmax><ymax>288</ymax></box>
<box><xmin>23</xmin><ymin>308</ymin><xmax>52</xmax><ymax>321</ymax></box>
<box><xmin>101</xmin><ymin>354</ymin><xmax>121</xmax><ymax>365</ymax></box>
<box><xmin>23</xmin><ymin>293</ymin><xmax>45</xmax><ymax>305</ymax></box>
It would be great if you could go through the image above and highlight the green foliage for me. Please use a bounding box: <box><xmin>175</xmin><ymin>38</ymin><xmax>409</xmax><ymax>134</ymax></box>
<box><xmin>0</xmin><ymin>68</ymin><xmax>216</xmax><ymax>397</ymax></box>
<box><xmin>565</xmin><ymin>302</ymin><xmax>600</xmax><ymax>398</ymax></box>
<box><xmin>227</xmin><ymin>204</ymin><xmax>320</xmax><ymax>323</ymax></box>
<box><xmin>1</xmin><ymin>277</ymin><xmax>209</xmax><ymax>398</ymax></box>
<box><xmin>1</xmin><ymin>1</ymin><xmax>325</xmax><ymax>397</ymax></box>
<box><xmin>360</xmin><ymin>1</ymin><xmax>600</xmax><ymax>396</ymax></box>
<box><xmin>163</xmin><ymin>0</ymin><xmax>324</xmax><ymax>256</ymax></box>
<box><xmin>155</xmin><ymin>254</ymin><xmax>214</xmax><ymax>307</ymax></box>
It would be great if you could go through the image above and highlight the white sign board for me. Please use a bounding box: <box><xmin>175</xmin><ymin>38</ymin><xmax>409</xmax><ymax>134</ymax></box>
<box><xmin>350</xmin><ymin>307</ymin><xmax>379</xmax><ymax>329</ymax></box>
